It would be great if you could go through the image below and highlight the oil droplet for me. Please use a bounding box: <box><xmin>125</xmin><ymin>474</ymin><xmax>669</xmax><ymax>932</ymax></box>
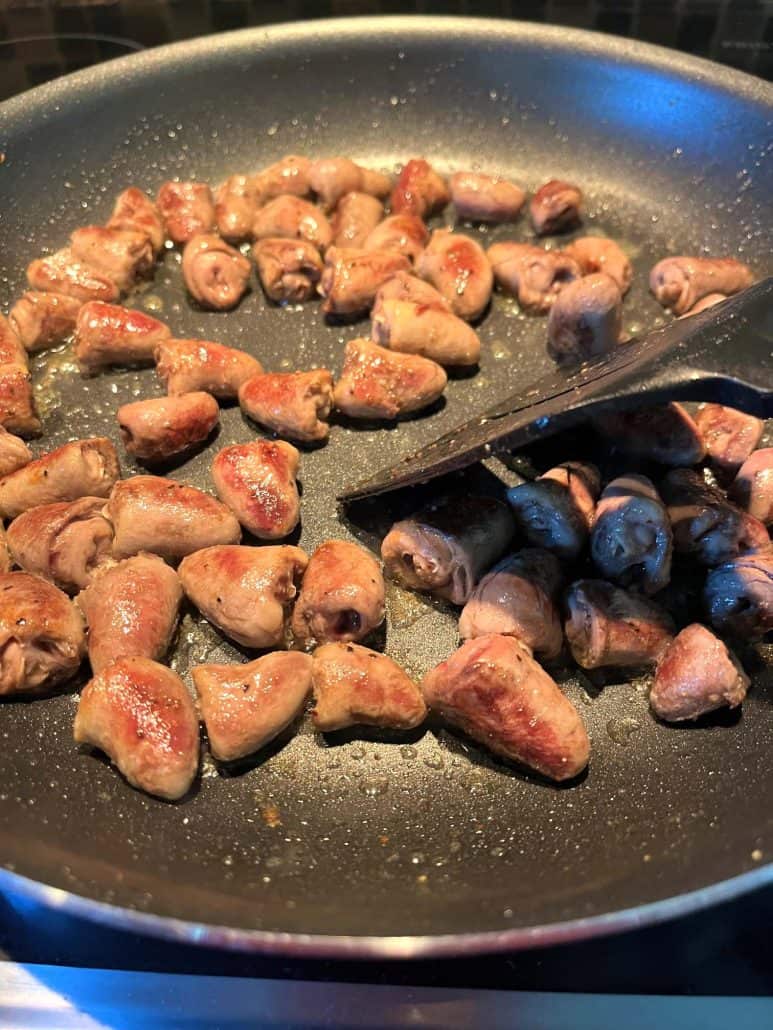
<box><xmin>606</xmin><ymin>716</ymin><xmax>641</xmax><ymax>745</ymax></box>
<box><xmin>358</xmin><ymin>775</ymin><xmax>389</xmax><ymax>797</ymax></box>
<box><xmin>400</xmin><ymin>745</ymin><xmax>417</xmax><ymax>761</ymax></box>
<box><xmin>143</xmin><ymin>294</ymin><xmax>164</xmax><ymax>313</ymax></box>
<box><xmin>423</xmin><ymin>753</ymin><xmax>444</xmax><ymax>770</ymax></box>
<box><xmin>752</xmin><ymin>848</ymin><xmax>763</xmax><ymax>862</ymax></box>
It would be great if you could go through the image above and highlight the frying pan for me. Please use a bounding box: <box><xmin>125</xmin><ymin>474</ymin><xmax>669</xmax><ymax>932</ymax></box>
<box><xmin>0</xmin><ymin>17</ymin><xmax>772</xmax><ymax>959</ymax></box>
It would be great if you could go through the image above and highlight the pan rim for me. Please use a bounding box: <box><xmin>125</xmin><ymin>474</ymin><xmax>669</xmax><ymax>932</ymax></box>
<box><xmin>1</xmin><ymin>15</ymin><xmax>772</xmax><ymax>958</ymax></box>
<box><xmin>2</xmin><ymin>860</ymin><xmax>773</xmax><ymax>958</ymax></box>
<box><xmin>0</xmin><ymin>14</ymin><xmax>771</xmax><ymax>129</ymax></box>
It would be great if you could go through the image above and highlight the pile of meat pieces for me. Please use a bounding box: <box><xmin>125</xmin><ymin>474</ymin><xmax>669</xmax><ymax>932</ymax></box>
<box><xmin>0</xmin><ymin>433</ymin><xmax>410</xmax><ymax>799</ymax></box>
<box><xmin>0</xmin><ymin>432</ymin><xmax>588</xmax><ymax>794</ymax></box>
<box><xmin>382</xmin><ymin>400</ymin><xmax>772</xmax><ymax>769</ymax></box>
<box><xmin>1</xmin><ymin>397</ymin><xmax>767</xmax><ymax>798</ymax></box>
<box><xmin>0</xmin><ymin>152</ymin><xmax>764</xmax><ymax>804</ymax></box>
<box><xmin>1</xmin><ymin>154</ymin><xmax>755</xmax><ymax>466</ymax></box>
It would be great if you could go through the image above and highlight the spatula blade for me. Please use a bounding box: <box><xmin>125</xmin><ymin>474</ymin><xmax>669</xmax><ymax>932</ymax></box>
<box><xmin>339</xmin><ymin>279</ymin><xmax>773</xmax><ymax>502</ymax></box>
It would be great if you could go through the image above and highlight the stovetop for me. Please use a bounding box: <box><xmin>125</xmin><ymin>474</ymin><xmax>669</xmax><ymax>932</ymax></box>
<box><xmin>1</xmin><ymin>0</ymin><xmax>772</xmax><ymax>1013</ymax></box>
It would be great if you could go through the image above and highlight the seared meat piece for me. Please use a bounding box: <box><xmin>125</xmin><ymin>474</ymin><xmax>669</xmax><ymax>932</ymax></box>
<box><xmin>309</xmin><ymin>159</ymin><xmax>390</xmax><ymax>211</ymax></box>
<box><xmin>730</xmin><ymin>448</ymin><xmax>773</xmax><ymax>525</ymax></box>
<box><xmin>651</xmin><ymin>624</ymin><xmax>749</xmax><ymax>722</ymax></box>
<box><xmin>215</xmin><ymin>174</ymin><xmax>260</xmax><ymax>242</ymax></box>
<box><xmin>253</xmin><ymin>237</ymin><xmax>323</xmax><ymax>303</ymax></box>
<box><xmin>0</xmin><ymin>365</ymin><xmax>40</xmax><ymax>438</ymax></box>
<box><xmin>8</xmin><ymin>291</ymin><xmax>81</xmax><ymax>353</ymax></box>
<box><xmin>650</xmin><ymin>256</ymin><xmax>754</xmax><ymax>314</ymax></box>
<box><xmin>358</xmin><ymin>166</ymin><xmax>392</xmax><ymax>198</ymax></box>
<box><xmin>76</xmin><ymin>553</ymin><xmax>182</xmax><ymax>673</ymax></box>
<box><xmin>74</xmin><ymin>301</ymin><xmax>171</xmax><ymax>372</ymax></box>
<box><xmin>372</xmin><ymin>270</ymin><xmax>450</xmax><ymax>315</ymax></box>
<box><xmin>331</xmin><ymin>192</ymin><xmax>383</xmax><ymax>249</ymax></box>
<box><xmin>415</xmin><ymin>230</ymin><xmax>493</xmax><ymax>322</ymax></box>
<box><xmin>563</xmin><ymin>236</ymin><xmax>633</xmax><ymax>294</ymax></box>
<box><xmin>381</xmin><ymin>496</ymin><xmax>514</xmax><ymax>606</ymax></box>
<box><xmin>0</xmin><ymin>572</ymin><xmax>85</xmax><ymax>695</ymax></box>
<box><xmin>565</xmin><ymin>579</ymin><xmax>674</xmax><ymax>669</ymax></box>
<box><xmin>319</xmin><ymin>246</ymin><xmax>411</xmax><ymax>317</ymax></box>
<box><xmin>334</xmin><ymin>338</ymin><xmax>447</xmax><ymax>419</ymax></box>
<box><xmin>192</xmin><ymin>652</ymin><xmax>313</xmax><ymax>762</ymax></box>
<box><xmin>487</xmin><ymin>242</ymin><xmax>580</xmax><ymax>313</ymax></box>
<box><xmin>181</xmin><ymin>234</ymin><xmax>251</xmax><ymax>310</ymax></box>
<box><xmin>363</xmin><ymin>214</ymin><xmax>429</xmax><ymax>264</ymax></box>
<box><xmin>156</xmin><ymin>180</ymin><xmax>216</xmax><ymax>244</ymax></box>
<box><xmin>390</xmin><ymin>159</ymin><xmax>450</xmax><ymax>218</ymax></box>
<box><xmin>506</xmin><ymin>461</ymin><xmax>600</xmax><ymax>561</ymax></box>
<box><xmin>107</xmin><ymin>187</ymin><xmax>165</xmax><ymax>255</ymax></box>
<box><xmin>0</xmin><ymin>438</ymin><xmax>119</xmax><ymax>520</ymax></box>
<box><xmin>590</xmin><ymin>474</ymin><xmax>672</xmax><ymax>595</ymax></box>
<box><xmin>421</xmin><ymin>634</ymin><xmax>590</xmax><ymax>781</ymax></box>
<box><xmin>0</xmin><ymin>314</ymin><xmax>29</xmax><ymax>368</ymax></box>
<box><xmin>252</xmin><ymin>195</ymin><xmax>332</xmax><ymax>251</ymax></box>
<box><xmin>179</xmin><ymin>544</ymin><xmax>307</xmax><ymax>649</ymax></box>
<box><xmin>547</xmin><ymin>273</ymin><xmax>623</xmax><ymax>363</ymax></box>
<box><xmin>459</xmin><ymin>548</ymin><xmax>563</xmax><ymax>659</ymax></box>
<box><xmin>7</xmin><ymin>497</ymin><xmax>113</xmax><ymax>594</ymax></box>
<box><xmin>291</xmin><ymin>539</ymin><xmax>385</xmax><ymax>645</ymax></box>
<box><xmin>661</xmin><ymin>468</ymin><xmax>770</xmax><ymax>566</ymax></box>
<box><xmin>212</xmin><ymin>440</ymin><xmax>300</xmax><ymax>540</ymax></box>
<box><xmin>593</xmin><ymin>403</ymin><xmax>706</xmax><ymax>466</ymax></box>
<box><xmin>0</xmin><ymin>426</ymin><xmax>31</xmax><ymax>477</ymax></box>
<box><xmin>108</xmin><ymin>476</ymin><xmax>241</xmax><ymax>560</ymax></box>
<box><xmin>0</xmin><ymin>526</ymin><xmax>8</xmax><ymax>574</ymax></box>
<box><xmin>309</xmin><ymin>157</ymin><xmax>364</xmax><ymax>211</ymax></box>
<box><xmin>311</xmin><ymin>642</ymin><xmax>426</xmax><ymax>732</ymax></box>
<box><xmin>694</xmin><ymin>403</ymin><xmax>764</xmax><ymax>478</ymax></box>
<box><xmin>117</xmin><ymin>392</ymin><xmax>219</xmax><ymax>464</ymax></box>
<box><xmin>155</xmin><ymin>337</ymin><xmax>262</xmax><ymax>399</ymax></box>
<box><xmin>238</xmin><ymin>370</ymin><xmax>333</xmax><ymax>443</ymax></box>
<box><xmin>74</xmin><ymin>657</ymin><xmax>198</xmax><ymax>801</ymax></box>
<box><xmin>704</xmin><ymin>552</ymin><xmax>773</xmax><ymax>639</ymax></box>
<box><xmin>253</xmin><ymin>154</ymin><xmax>312</xmax><ymax>202</ymax></box>
<box><xmin>69</xmin><ymin>226</ymin><xmax>153</xmax><ymax>293</ymax></box>
<box><xmin>530</xmin><ymin>179</ymin><xmax>583</xmax><ymax>235</ymax></box>
<box><xmin>27</xmin><ymin>248</ymin><xmax>120</xmax><ymax>304</ymax></box>
<box><xmin>681</xmin><ymin>293</ymin><xmax>726</xmax><ymax>316</ymax></box>
<box><xmin>450</xmin><ymin>171</ymin><xmax>526</xmax><ymax>223</ymax></box>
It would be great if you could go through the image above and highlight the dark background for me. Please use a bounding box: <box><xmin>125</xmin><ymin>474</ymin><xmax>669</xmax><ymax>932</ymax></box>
<box><xmin>1</xmin><ymin>0</ymin><xmax>772</xmax><ymax>104</ymax></box>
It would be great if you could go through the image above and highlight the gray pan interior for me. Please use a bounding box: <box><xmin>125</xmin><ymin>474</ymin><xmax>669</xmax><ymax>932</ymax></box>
<box><xmin>0</xmin><ymin>18</ymin><xmax>772</xmax><ymax>957</ymax></box>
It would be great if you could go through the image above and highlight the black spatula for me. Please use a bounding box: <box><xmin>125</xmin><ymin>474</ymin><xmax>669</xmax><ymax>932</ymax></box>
<box><xmin>340</xmin><ymin>278</ymin><xmax>773</xmax><ymax>502</ymax></box>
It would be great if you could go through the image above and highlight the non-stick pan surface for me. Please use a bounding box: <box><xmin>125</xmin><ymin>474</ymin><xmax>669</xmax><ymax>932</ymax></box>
<box><xmin>0</xmin><ymin>18</ymin><xmax>772</xmax><ymax>957</ymax></box>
